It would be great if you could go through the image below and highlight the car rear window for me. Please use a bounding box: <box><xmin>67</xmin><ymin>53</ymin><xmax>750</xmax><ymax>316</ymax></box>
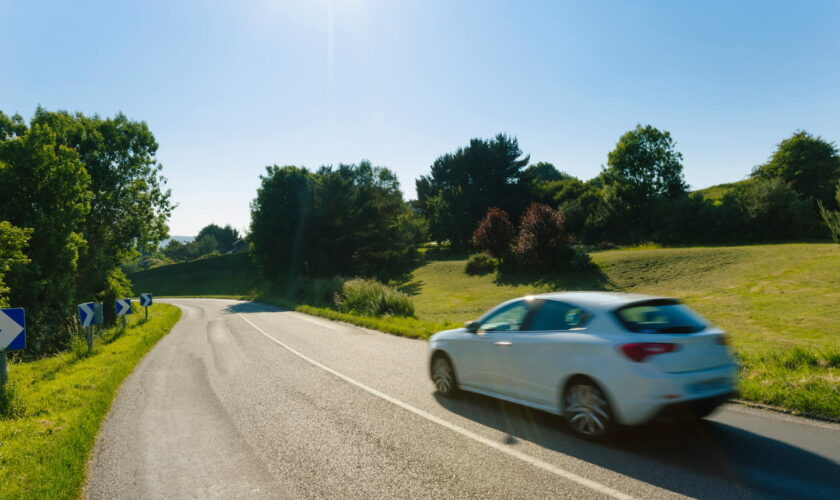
<box><xmin>614</xmin><ymin>299</ymin><xmax>705</xmax><ymax>334</ymax></box>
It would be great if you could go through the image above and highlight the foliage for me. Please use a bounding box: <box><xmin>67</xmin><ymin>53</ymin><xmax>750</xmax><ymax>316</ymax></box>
<box><xmin>250</xmin><ymin>162</ymin><xmax>422</xmax><ymax>283</ymax></box>
<box><xmin>0</xmin><ymin>222</ymin><xmax>31</xmax><ymax>307</ymax></box>
<box><xmin>513</xmin><ymin>203</ymin><xmax>573</xmax><ymax>268</ymax></box>
<box><xmin>29</xmin><ymin>109</ymin><xmax>173</xmax><ymax>308</ymax></box>
<box><xmin>465</xmin><ymin>252</ymin><xmax>498</xmax><ymax>275</ymax></box>
<box><xmin>334</xmin><ymin>278</ymin><xmax>415</xmax><ymax>317</ymax></box>
<box><xmin>818</xmin><ymin>183</ymin><xmax>840</xmax><ymax>243</ymax></box>
<box><xmin>722</xmin><ymin>177</ymin><xmax>816</xmax><ymax>241</ymax></box>
<box><xmin>0</xmin><ymin>304</ymin><xmax>180</xmax><ymax>499</ymax></box>
<box><xmin>416</xmin><ymin>134</ymin><xmax>530</xmax><ymax>247</ymax></box>
<box><xmin>196</xmin><ymin>224</ymin><xmax>240</xmax><ymax>253</ymax></box>
<box><xmin>471</xmin><ymin>207</ymin><xmax>515</xmax><ymax>259</ymax></box>
<box><xmin>0</xmin><ymin>116</ymin><xmax>92</xmax><ymax>354</ymax></box>
<box><xmin>97</xmin><ymin>267</ymin><xmax>134</xmax><ymax>324</ymax></box>
<box><xmin>752</xmin><ymin>131</ymin><xmax>840</xmax><ymax>208</ymax></box>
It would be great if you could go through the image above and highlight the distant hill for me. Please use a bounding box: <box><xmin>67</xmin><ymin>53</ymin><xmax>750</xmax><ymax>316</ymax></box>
<box><xmin>158</xmin><ymin>235</ymin><xmax>195</xmax><ymax>247</ymax></box>
<box><xmin>692</xmin><ymin>179</ymin><xmax>752</xmax><ymax>203</ymax></box>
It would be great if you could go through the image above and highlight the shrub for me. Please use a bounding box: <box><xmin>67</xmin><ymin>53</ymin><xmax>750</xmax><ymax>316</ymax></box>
<box><xmin>569</xmin><ymin>247</ymin><xmax>596</xmax><ymax>272</ymax></box>
<box><xmin>472</xmin><ymin>207</ymin><xmax>515</xmax><ymax>259</ymax></box>
<box><xmin>818</xmin><ymin>183</ymin><xmax>840</xmax><ymax>243</ymax></box>
<box><xmin>513</xmin><ymin>202</ymin><xmax>573</xmax><ymax>268</ymax></box>
<box><xmin>334</xmin><ymin>278</ymin><xmax>415</xmax><ymax>317</ymax></box>
<box><xmin>465</xmin><ymin>253</ymin><xmax>497</xmax><ymax>275</ymax></box>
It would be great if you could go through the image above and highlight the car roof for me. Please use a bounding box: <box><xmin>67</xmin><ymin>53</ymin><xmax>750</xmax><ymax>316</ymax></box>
<box><xmin>528</xmin><ymin>291</ymin><xmax>673</xmax><ymax>312</ymax></box>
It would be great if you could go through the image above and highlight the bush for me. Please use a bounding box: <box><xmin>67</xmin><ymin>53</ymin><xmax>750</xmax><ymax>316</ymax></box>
<box><xmin>569</xmin><ymin>247</ymin><xmax>596</xmax><ymax>272</ymax></box>
<box><xmin>472</xmin><ymin>207</ymin><xmax>515</xmax><ymax>259</ymax></box>
<box><xmin>465</xmin><ymin>253</ymin><xmax>497</xmax><ymax>275</ymax></box>
<box><xmin>513</xmin><ymin>202</ymin><xmax>573</xmax><ymax>268</ymax></box>
<box><xmin>334</xmin><ymin>278</ymin><xmax>415</xmax><ymax>317</ymax></box>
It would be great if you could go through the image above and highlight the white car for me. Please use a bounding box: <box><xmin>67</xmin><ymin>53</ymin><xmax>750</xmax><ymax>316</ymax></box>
<box><xmin>428</xmin><ymin>292</ymin><xmax>738</xmax><ymax>438</ymax></box>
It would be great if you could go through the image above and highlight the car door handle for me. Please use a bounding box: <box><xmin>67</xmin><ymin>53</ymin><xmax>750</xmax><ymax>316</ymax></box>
<box><xmin>494</xmin><ymin>341</ymin><xmax>512</xmax><ymax>347</ymax></box>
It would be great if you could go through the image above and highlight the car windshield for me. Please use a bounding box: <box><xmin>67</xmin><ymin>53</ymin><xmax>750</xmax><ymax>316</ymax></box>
<box><xmin>614</xmin><ymin>299</ymin><xmax>706</xmax><ymax>333</ymax></box>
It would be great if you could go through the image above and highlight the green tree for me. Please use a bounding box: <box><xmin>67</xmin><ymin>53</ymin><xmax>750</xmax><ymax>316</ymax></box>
<box><xmin>0</xmin><ymin>222</ymin><xmax>31</xmax><ymax>308</ymax></box>
<box><xmin>753</xmin><ymin>131</ymin><xmax>840</xmax><ymax>208</ymax></box>
<box><xmin>0</xmin><ymin>118</ymin><xmax>92</xmax><ymax>353</ymax></box>
<box><xmin>818</xmin><ymin>183</ymin><xmax>840</xmax><ymax>242</ymax></box>
<box><xmin>196</xmin><ymin>224</ymin><xmax>240</xmax><ymax>253</ymax></box>
<box><xmin>416</xmin><ymin>134</ymin><xmax>530</xmax><ymax>247</ymax></box>
<box><xmin>250</xmin><ymin>166</ymin><xmax>314</xmax><ymax>281</ymax></box>
<box><xmin>29</xmin><ymin>109</ymin><xmax>174</xmax><ymax>309</ymax></box>
<box><xmin>599</xmin><ymin>124</ymin><xmax>688</xmax><ymax>242</ymax></box>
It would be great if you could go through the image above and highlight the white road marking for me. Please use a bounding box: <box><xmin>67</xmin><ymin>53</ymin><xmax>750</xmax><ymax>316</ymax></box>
<box><xmin>236</xmin><ymin>312</ymin><xmax>635</xmax><ymax>500</ymax></box>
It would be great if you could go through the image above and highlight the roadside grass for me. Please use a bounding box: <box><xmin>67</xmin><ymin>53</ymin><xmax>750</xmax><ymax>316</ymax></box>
<box><xmin>130</xmin><ymin>243</ymin><xmax>840</xmax><ymax>419</ymax></box>
<box><xmin>129</xmin><ymin>252</ymin><xmax>268</xmax><ymax>297</ymax></box>
<box><xmin>0</xmin><ymin>304</ymin><xmax>181</xmax><ymax>500</ymax></box>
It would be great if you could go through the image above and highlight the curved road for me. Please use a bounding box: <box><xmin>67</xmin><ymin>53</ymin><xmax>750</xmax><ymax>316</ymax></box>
<box><xmin>86</xmin><ymin>299</ymin><xmax>840</xmax><ymax>499</ymax></box>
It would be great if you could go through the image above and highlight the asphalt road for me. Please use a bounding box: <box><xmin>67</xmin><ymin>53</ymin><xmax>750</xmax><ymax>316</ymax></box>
<box><xmin>86</xmin><ymin>298</ymin><xmax>840</xmax><ymax>499</ymax></box>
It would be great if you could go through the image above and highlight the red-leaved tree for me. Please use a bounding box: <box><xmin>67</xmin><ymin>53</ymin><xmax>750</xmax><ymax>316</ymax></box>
<box><xmin>472</xmin><ymin>207</ymin><xmax>515</xmax><ymax>258</ymax></box>
<box><xmin>513</xmin><ymin>202</ymin><xmax>572</xmax><ymax>266</ymax></box>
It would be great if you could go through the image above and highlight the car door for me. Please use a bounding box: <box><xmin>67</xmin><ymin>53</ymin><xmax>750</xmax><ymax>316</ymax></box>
<box><xmin>456</xmin><ymin>300</ymin><xmax>535</xmax><ymax>394</ymax></box>
<box><xmin>496</xmin><ymin>300</ymin><xmax>590</xmax><ymax>405</ymax></box>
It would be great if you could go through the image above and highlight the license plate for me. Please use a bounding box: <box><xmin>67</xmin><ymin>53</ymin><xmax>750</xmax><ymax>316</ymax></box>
<box><xmin>686</xmin><ymin>378</ymin><xmax>730</xmax><ymax>395</ymax></box>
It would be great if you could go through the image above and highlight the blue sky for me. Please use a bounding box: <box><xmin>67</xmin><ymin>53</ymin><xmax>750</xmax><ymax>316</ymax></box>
<box><xmin>2</xmin><ymin>0</ymin><xmax>838</xmax><ymax>236</ymax></box>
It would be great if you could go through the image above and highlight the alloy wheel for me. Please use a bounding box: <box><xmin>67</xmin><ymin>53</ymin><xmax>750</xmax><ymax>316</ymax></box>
<box><xmin>564</xmin><ymin>383</ymin><xmax>611</xmax><ymax>437</ymax></box>
<box><xmin>432</xmin><ymin>356</ymin><xmax>456</xmax><ymax>395</ymax></box>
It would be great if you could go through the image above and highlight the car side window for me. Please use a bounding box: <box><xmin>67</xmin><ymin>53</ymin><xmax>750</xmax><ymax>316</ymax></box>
<box><xmin>529</xmin><ymin>300</ymin><xmax>589</xmax><ymax>331</ymax></box>
<box><xmin>477</xmin><ymin>301</ymin><xmax>532</xmax><ymax>332</ymax></box>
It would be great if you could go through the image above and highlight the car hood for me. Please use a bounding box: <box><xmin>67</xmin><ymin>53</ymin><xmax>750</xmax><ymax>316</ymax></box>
<box><xmin>430</xmin><ymin>327</ymin><xmax>468</xmax><ymax>341</ymax></box>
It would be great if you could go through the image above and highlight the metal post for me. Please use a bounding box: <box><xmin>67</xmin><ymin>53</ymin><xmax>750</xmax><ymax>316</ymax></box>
<box><xmin>86</xmin><ymin>326</ymin><xmax>93</xmax><ymax>352</ymax></box>
<box><xmin>0</xmin><ymin>351</ymin><xmax>7</xmax><ymax>388</ymax></box>
<box><xmin>145</xmin><ymin>306</ymin><xmax>148</xmax><ymax>321</ymax></box>
<box><xmin>122</xmin><ymin>315</ymin><xmax>127</xmax><ymax>329</ymax></box>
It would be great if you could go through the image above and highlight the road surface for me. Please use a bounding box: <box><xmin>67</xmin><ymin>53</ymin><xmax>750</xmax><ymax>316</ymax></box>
<box><xmin>86</xmin><ymin>298</ymin><xmax>840</xmax><ymax>499</ymax></box>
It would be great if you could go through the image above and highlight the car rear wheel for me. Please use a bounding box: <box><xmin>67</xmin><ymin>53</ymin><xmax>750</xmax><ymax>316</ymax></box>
<box><xmin>431</xmin><ymin>354</ymin><xmax>458</xmax><ymax>397</ymax></box>
<box><xmin>564</xmin><ymin>379</ymin><xmax>614</xmax><ymax>439</ymax></box>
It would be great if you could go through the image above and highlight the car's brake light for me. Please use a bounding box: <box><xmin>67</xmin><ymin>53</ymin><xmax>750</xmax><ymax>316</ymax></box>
<box><xmin>620</xmin><ymin>343</ymin><xmax>678</xmax><ymax>362</ymax></box>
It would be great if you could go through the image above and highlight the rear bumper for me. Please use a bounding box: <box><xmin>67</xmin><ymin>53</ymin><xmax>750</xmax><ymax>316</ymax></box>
<box><xmin>607</xmin><ymin>363</ymin><xmax>739</xmax><ymax>426</ymax></box>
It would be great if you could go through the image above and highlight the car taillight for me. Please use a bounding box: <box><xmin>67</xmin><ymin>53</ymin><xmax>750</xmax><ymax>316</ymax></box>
<box><xmin>620</xmin><ymin>343</ymin><xmax>678</xmax><ymax>362</ymax></box>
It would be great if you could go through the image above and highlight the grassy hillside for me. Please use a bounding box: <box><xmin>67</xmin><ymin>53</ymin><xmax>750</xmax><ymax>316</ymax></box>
<box><xmin>131</xmin><ymin>244</ymin><xmax>840</xmax><ymax>419</ymax></box>
<box><xmin>692</xmin><ymin>179</ymin><xmax>751</xmax><ymax>203</ymax></box>
<box><xmin>130</xmin><ymin>252</ymin><xmax>269</xmax><ymax>297</ymax></box>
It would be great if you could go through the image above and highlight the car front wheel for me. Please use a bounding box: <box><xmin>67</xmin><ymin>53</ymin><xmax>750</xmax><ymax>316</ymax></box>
<box><xmin>563</xmin><ymin>379</ymin><xmax>614</xmax><ymax>439</ymax></box>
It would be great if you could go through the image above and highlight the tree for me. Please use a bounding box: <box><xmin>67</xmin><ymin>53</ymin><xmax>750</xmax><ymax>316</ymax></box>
<box><xmin>250</xmin><ymin>165</ymin><xmax>314</xmax><ymax>281</ymax></box>
<box><xmin>416</xmin><ymin>134</ymin><xmax>530</xmax><ymax>247</ymax></box>
<box><xmin>513</xmin><ymin>203</ymin><xmax>572</xmax><ymax>267</ymax></box>
<box><xmin>472</xmin><ymin>208</ymin><xmax>515</xmax><ymax>259</ymax></box>
<box><xmin>0</xmin><ymin>222</ymin><xmax>31</xmax><ymax>308</ymax></box>
<box><xmin>753</xmin><ymin>131</ymin><xmax>840</xmax><ymax>208</ymax></box>
<box><xmin>196</xmin><ymin>224</ymin><xmax>240</xmax><ymax>253</ymax></box>
<box><xmin>29</xmin><ymin>109</ymin><xmax>173</xmax><ymax>311</ymax></box>
<box><xmin>818</xmin><ymin>183</ymin><xmax>840</xmax><ymax>242</ymax></box>
<box><xmin>722</xmin><ymin>177</ymin><xmax>815</xmax><ymax>241</ymax></box>
<box><xmin>0</xmin><ymin>118</ymin><xmax>92</xmax><ymax>353</ymax></box>
<box><xmin>599</xmin><ymin>124</ymin><xmax>688</xmax><ymax>242</ymax></box>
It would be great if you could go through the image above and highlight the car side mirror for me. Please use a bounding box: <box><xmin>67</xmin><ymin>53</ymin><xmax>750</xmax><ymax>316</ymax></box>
<box><xmin>465</xmin><ymin>320</ymin><xmax>479</xmax><ymax>333</ymax></box>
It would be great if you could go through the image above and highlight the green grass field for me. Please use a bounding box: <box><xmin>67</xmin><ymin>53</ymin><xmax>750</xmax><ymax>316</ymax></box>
<box><xmin>0</xmin><ymin>304</ymin><xmax>181</xmax><ymax>500</ymax></box>
<box><xmin>692</xmin><ymin>179</ymin><xmax>751</xmax><ymax>203</ymax></box>
<box><xmin>130</xmin><ymin>244</ymin><xmax>840</xmax><ymax>419</ymax></box>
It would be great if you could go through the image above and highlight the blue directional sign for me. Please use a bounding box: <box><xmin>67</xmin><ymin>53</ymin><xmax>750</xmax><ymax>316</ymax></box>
<box><xmin>140</xmin><ymin>293</ymin><xmax>153</xmax><ymax>307</ymax></box>
<box><xmin>78</xmin><ymin>302</ymin><xmax>96</xmax><ymax>327</ymax></box>
<box><xmin>0</xmin><ymin>308</ymin><xmax>26</xmax><ymax>351</ymax></box>
<box><xmin>116</xmin><ymin>298</ymin><xmax>133</xmax><ymax>316</ymax></box>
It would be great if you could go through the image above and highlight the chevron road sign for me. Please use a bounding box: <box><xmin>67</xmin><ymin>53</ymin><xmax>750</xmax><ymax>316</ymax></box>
<box><xmin>140</xmin><ymin>293</ymin><xmax>153</xmax><ymax>307</ymax></box>
<box><xmin>78</xmin><ymin>302</ymin><xmax>96</xmax><ymax>327</ymax></box>
<box><xmin>116</xmin><ymin>298</ymin><xmax>133</xmax><ymax>316</ymax></box>
<box><xmin>0</xmin><ymin>308</ymin><xmax>26</xmax><ymax>352</ymax></box>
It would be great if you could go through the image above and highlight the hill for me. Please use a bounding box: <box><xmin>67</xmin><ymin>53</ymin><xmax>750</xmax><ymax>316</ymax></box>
<box><xmin>692</xmin><ymin>179</ymin><xmax>752</xmax><ymax>203</ymax></box>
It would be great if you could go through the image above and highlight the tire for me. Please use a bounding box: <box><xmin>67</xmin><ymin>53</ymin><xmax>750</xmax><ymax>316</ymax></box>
<box><xmin>431</xmin><ymin>354</ymin><xmax>458</xmax><ymax>397</ymax></box>
<box><xmin>563</xmin><ymin>378</ymin><xmax>615</xmax><ymax>439</ymax></box>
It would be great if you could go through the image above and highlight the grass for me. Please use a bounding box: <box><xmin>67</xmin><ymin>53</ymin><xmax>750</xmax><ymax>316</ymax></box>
<box><xmin>692</xmin><ymin>179</ymin><xmax>752</xmax><ymax>204</ymax></box>
<box><xmin>130</xmin><ymin>243</ymin><xmax>840</xmax><ymax>419</ymax></box>
<box><xmin>0</xmin><ymin>304</ymin><xmax>182</xmax><ymax>499</ymax></box>
<box><xmin>129</xmin><ymin>252</ymin><xmax>268</xmax><ymax>297</ymax></box>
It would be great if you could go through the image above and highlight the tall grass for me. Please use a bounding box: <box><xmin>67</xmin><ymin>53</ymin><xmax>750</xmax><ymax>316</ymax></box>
<box><xmin>335</xmin><ymin>278</ymin><xmax>415</xmax><ymax>317</ymax></box>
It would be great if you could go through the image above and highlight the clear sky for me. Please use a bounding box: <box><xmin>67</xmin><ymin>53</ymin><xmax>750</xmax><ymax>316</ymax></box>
<box><xmin>2</xmin><ymin>0</ymin><xmax>839</xmax><ymax>236</ymax></box>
